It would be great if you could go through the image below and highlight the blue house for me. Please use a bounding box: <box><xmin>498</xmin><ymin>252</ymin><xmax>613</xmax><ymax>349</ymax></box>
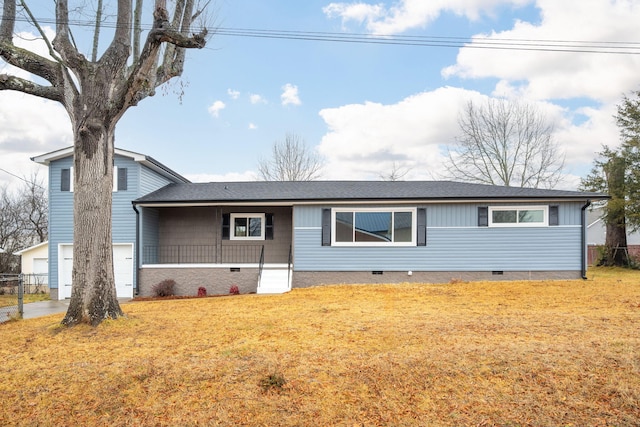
<box><xmin>35</xmin><ymin>147</ymin><xmax>608</xmax><ymax>299</ymax></box>
<box><xmin>32</xmin><ymin>147</ymin><xmax>189</xmax><ymax>300</ymax></box>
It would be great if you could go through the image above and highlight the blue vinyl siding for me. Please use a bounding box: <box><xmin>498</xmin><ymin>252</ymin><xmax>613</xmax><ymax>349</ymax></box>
<box><xmin>140</xmin><ymin>165</ymin><xmax>173</xmax><ymax>196</ymax></box>
<box><xmin>48</xmin><ymin>157</ymin><xmax>75</xmax><ymax>290</ymax></box>
<box><xmin>48</xmin><ymin>154</ymin><xmax>178</xmax><ymax>290</ymax></box>
<box><xmin>294</xmin><ymin>203</ymin><xmax>582</xmax><ymax>228</ymax></box>
<box><xmin>293</xmin><ymin>203</ymin><xmax>583</xmax><ymax>272</ymax></box>
<box><xmin>140</xmin><ymin>207</ymin><xmax>160</xmax><ymax>264</ymax></box>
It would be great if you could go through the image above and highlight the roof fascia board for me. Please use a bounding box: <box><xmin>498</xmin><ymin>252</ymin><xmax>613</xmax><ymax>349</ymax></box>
<box><xmin>32</xmin><ymin>146</ymin><xmax>189</xmax><ymax>183</ymax></box>
<box><xmin>15</xmin><ymin>240</ymin><xmax>49</xmax><ymax>255</ymax></box>
<box><xmin>31</xmin><ymin>147</ymin><xmax>74</xmax><ymax>165</ymax></box>
<box><xmin>134</xmin><ymin>196</ymin><xmax>602</xmax><ymax>208</ymax></box>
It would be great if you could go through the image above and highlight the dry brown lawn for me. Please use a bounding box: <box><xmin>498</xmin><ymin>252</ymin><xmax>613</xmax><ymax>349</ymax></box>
<box><xmin>1</xmin><ymin>267</ymin><xmax>639</xmax><ymax>426</ymax></box>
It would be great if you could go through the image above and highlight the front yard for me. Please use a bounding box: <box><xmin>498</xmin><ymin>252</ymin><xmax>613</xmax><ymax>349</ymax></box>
<box><xmin>0</xmin><ymin>293</ymin><xmax>49</xmax><ymax>308</ymax></box>
<box><xmin>1</xmin><ymin>267</ymin><xmax>638</xmax><ymax>426</ymax></box>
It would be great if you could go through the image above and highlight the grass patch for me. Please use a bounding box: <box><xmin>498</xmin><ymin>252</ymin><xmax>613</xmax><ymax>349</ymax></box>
<box><xmin>0</xmin><ymin>267</ymin><xmax>639</xmax><ymax>426</ymax></box>
<box><xmin>0</xmin><ymin>293</ymin><xmax>49</xmax><ymax>308</ymax></box>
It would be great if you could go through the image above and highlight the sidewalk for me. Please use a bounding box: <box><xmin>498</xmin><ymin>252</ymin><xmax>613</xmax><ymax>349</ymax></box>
<box><xmin>22</xmin><ymin>299</ymin><xmax>71</xmax><ymax>319</ymax></box>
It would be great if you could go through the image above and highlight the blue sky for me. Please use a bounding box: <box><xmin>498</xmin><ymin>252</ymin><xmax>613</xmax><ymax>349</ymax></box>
<box><xmin>1</xmin><ymin>0</ymin><xmax>640</xmax><ymax>189</ymax></box>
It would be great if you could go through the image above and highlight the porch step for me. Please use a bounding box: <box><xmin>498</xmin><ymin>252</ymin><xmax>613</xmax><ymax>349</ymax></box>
<box><xmin>258</xmin><ymin>268</ymin><xmax>291</xmax><ymax>294</ymax></box>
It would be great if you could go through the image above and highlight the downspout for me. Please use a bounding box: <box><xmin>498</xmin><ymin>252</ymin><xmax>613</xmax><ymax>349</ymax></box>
<box><xmin>132</xmin><ymin>203</ymin><xmax>140</xmax><ymax>295</ymax></box>
<box><xmin>581</xmin><ymin>200</ymin><xmax>591</xmax><ymax>280</ymax></box>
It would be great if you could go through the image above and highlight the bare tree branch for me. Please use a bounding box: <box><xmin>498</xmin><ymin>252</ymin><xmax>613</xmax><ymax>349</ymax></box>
<box><xmin>91</xmin><ymin>0</ymin><xmax>103</xmax><ymax>62</ymax></box>
<box><xmin>380</xmin><ymin>161</ymin><xmax>412</xmax><ymax>181</ymax></box>
<box><xmin>445</xmin><ymin>98</ymin><xmax>565</xmax><ymax>189</ymax></box>
<box><xmin>258</xmin><ymin>134</ymin><xmax>324</xmax><ymax>181</ymax></box>
<box><xmin>0</xmin><ymin>73</ymin><xmax>63</xmax><ymax>101</ymax></box>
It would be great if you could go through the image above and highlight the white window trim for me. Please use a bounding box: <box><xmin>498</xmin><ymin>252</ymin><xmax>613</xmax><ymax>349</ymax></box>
<box><xmin>230</xmin><ymin>213</ymin><xmax>266</xmax><ymax>240</ymax></box>
<box><xmin>489</xmin><ymin>205</ymin><xmax>548</xmax><ymax>227</ymax></box>
<box><xmin>69</xmin><ymin>166</ymin><xmax>74</xmax><ymax>192</ymax></box>
<box><xmin>331</xmin><ymin>207</ymin><xmax>417</xmax><ymax>247</ymax></box>
<box><xmin>113</xmin><ymin>166</ymin><xmax>118</xmax><ymax>192</ymax></box>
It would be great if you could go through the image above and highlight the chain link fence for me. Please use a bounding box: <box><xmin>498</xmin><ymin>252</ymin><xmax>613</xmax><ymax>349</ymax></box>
<box><xmin>0</xmin><ymin>274</ymin><xmax>23</xmax><ymax>323</ymax></box>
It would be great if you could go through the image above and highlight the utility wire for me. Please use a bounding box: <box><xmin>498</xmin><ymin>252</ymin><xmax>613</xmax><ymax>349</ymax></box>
<box><xmin>0</xmin><ymin>167</ymin><xmax>46</xmax><ymax>189</ymax></box>
<box><xmin>8</xmin><ymin>15</ymin><xmax>640</xmax><ymax>55</ymax></box>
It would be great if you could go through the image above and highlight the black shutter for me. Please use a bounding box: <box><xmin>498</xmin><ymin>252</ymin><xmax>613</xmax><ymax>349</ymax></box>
<box><xmin>478</xmin><ymin>206</ymin><xmax>489</xmax><ymax>227</ymax></box>
<box><xmin>321</xmin><ymin>209</ymin><xmax>331</xmax><ymax>246</ymax></box>
<box><xmin>549</xmin><ymin>205</ymin><xmax>559</xmax><ymax>226</ymax></box>
<box><xmin>265</xmin><ymin>213</ymin><xmax>274</xmax><ymax>240</ymax></box>
<box><xmin>222</xmin><ymin>213</ymin><xmax>230</xmax><ymax>240</ymax></box>
<box><xmin>117</xmin><ymin>168</ymin><xmax>128</xmax><ymax>191</ymax></box>
<box><xmin>61</xmin><ymin>168</ymin><xmax>70</xmax><ymax>191</ymax></box>
<box><xmin>417</xmin><ymin>208</ymin><xmax>427</xmax><ymax>246</ymax></box>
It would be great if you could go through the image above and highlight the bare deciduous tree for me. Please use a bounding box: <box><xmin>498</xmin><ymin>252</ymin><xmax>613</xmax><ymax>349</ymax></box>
<box><xmin>1</xmin><ymin>1</ymin><xmax>209</xmax><ymax>326</ymax></box>
<box><xmin>445</xmin><ymin>98</ymin><xmax>565</xmax><ymax>189</ymax></box>
<box><xmin>379</xmin><ymin>161</ymin><xmax>412</xmax><ymax>181</ymax></box>
<box><xmin>258</xmin><ymin>133</ymin><xmax>324</xmax><ymax>181</ymax></box>
<box><xmin>0</xmin><ymin>174</ymin><xmax>48</xmax><ymax>273</ymax></box>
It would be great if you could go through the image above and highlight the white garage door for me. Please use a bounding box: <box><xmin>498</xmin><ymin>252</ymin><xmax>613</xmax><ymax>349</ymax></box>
<box><xmin>58</xmin><ymin>244</ymin><xmax>134</xmax><ymax>300</ymax></box>
<box><xmin>33</xmin><ymin>258</ymin><xmax>49</xmax><ymax>285</ymax></box>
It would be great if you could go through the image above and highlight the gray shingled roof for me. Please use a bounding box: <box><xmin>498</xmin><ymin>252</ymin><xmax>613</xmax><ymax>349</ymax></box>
<box><xmin>133</xmin><ymin>181</ymin><xmax>608</xmax><ymax>205</ymax></box>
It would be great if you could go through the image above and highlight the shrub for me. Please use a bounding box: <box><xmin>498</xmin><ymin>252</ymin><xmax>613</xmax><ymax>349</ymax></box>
<box><xmin>152</xmin><ymin>279</ymin><xmax>176</xmax><ymax>297</ymax></box>
<box><xmin>197</xmin><ymin>286</ymin><xmax>207</xmax><ymax>297</ymax></box>
<box><xmin>229</xmin><ymin>285</ymin><xmax>240</xmax><ymax>295</ymax></box>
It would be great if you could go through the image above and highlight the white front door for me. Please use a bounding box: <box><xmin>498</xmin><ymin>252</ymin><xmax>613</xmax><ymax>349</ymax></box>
<box><xmin>58</xmin><ymin>243</ymin><xmax>134</xmax><ymax>299</ymax></box>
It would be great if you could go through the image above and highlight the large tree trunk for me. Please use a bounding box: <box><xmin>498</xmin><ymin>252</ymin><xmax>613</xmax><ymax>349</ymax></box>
<box><xmin>599</xmin><ymin>154</ymin><xmax>629</xmax><ymax>267</ymax></box>
<box><xmin>2</xmin><ymin>0</ymin><xmax>207</xmax><ymax>326</ymax></box>
<box><xmin>601</xmin><ymin>220</ymin><xmax>629</xmax><ymax>266</ymax></box>
<box><xmin>62</xmin><ymin>118</ymin><xmax>123</xmax><ymax>326</ymax></box>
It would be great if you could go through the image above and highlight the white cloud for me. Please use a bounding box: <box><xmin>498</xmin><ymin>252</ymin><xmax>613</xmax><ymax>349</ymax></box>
<box><xmin>248</xmin><ymin>123</ymin><xmax>258</xmax><ymax>130</ymax></box>
<box><xmin>250</xmin><ymin>93</ymin><xmax>267</xmax><ymax>104</ymax></box>
<box><xmin>281</xmin><ymin>83</ymin><xmax>302</xmax><ymax>106</ymax></box>
<box><xmin>323</xmin><ymin>3</ymin><xmax>386</xmax><ymax>27</ymax></box>
<box><xmin>207</xmin><ymin>100</ymin><xmax>226</xmax><ymax>118</ymax></box>
<box><xmin>0</xmin><ymin>27</ymin><xmax>73</xmax><ymax>188</ymax></box>
<box><xmin>442</xmin><ymin>0</ymin><xmax>640</xmax><ymax>103</ymax></box>
<box><xmin>324</xmin><ymin>0</ymin><xmax>530</xmax><ymax>34</ymax></box>
<box><xmin>0</xmin><ymin>91</ymin><xmax>73</xmax><ymax>188</ymax></box>
<box><xmin>317</xmin><ymin>87</ymin><xmax>616</xmax><ymax>187</ymax></box>
<box><xmin>186</xmin><ymin>170</ymin><xmax>257</xmax><ymax>182</ymax></box>
<box><xmin>227</xmin><ymin>89</ymin><xmax>240</xmax><ymax>99</ymax></box>
<box><xmin>318</xmin><ymin>87</ymin><xmax>481</xmax><ymax>180</ymax></box>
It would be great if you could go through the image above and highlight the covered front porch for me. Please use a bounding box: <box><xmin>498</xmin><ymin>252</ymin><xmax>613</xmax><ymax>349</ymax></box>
<box><xmin>135</xmin><ymin>205</ymin><xmax>293</xmax><ymax>296</ymax></box>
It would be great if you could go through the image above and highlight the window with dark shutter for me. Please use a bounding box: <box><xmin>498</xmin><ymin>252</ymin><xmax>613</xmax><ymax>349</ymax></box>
<box><xmin>322</xmin><ymin>209</ymin><xmax>331</xmax><ymax>246</ymax></box>
<box><xmin>265</xmin><ymin>213</ymin><xmax>274</xmax><ymax>240</ymax></box>
<box><xmin>222</xmin><ymin>213</ymin><xmax>230</xmax><ymax>240</ymax></box>
<box><xmin>549</xmin><ymin>205</ymin><xmax>559</xmax><ymax>226</ymax></box>
<box><xmin>61</xmin><ymin>168</ymin><xmax>70</xmax><ymax>192</ymax></box>
<box><xmin>417</xmin><ymin>208</ymin><xmax>427</xmax><ymax>246</ymax></box>
<box><xmin>118</xmin><ymin>168</ymin><xmax>128</xmax><ymax>191</ymax></box>
<box><xmin>478</xmin><ymin>206</ymin><xmax>489</xmax><ymax>227</ymax></box>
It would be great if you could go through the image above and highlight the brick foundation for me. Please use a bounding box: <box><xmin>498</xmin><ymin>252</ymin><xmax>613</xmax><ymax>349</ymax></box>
<box><xmin>139</xmin><ymin>267</ymin><xmax>259</xmax><ymax>297</ymax></box>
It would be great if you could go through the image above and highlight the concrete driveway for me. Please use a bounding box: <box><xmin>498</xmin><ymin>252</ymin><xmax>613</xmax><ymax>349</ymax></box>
<box><xmin>22</xmin><ymin>299</ymin><xmax>71</xmax><ymax>319</ymax></box>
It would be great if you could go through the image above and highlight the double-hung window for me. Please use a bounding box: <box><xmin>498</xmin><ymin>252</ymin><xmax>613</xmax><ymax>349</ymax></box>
<box><xmin>230</xmin><ymin>213</ymin><xmax>265</xmax><ymax>240</ymax></box>
<box><xmin>332</xmin><ymin>208</ymin><xmax>416</xmax><ymax>246</ymax></box>
<box><xmin>489</xmin><ymin>206</ymin><xmax>548</xmax><ymax>227</ymax></box>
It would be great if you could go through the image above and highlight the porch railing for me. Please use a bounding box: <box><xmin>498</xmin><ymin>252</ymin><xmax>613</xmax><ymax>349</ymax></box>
<box><xmin>142</xmin><ymin>244</ymin><xmax>263</xmax><ymax>265</ymax></box>
<box><xmin>257</xmin><ymin>246</ymin><xmax>265</xmax><ymax>288</ymax></box>
<box><xmin>287</xmin><ymin>245</ymin><xmax>292</xmax><ymax>289</ymax></box>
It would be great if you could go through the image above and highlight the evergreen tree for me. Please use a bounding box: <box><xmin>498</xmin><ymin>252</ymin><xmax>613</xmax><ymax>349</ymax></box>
<box><xmin>581</xmin><ymin>91</ymin><xmax>640</xmax><ymax>266</ymax></box>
